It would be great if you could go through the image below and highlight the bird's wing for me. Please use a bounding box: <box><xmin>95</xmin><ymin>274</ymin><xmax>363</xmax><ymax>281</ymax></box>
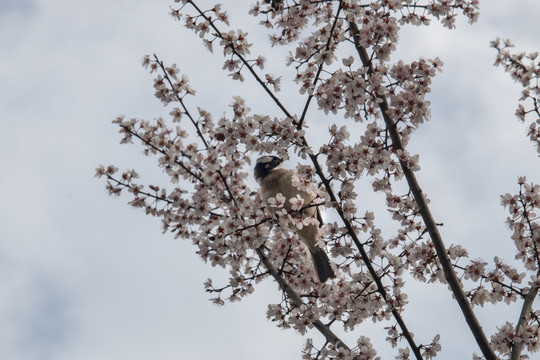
<box><xmin>316</xmin><ymin>205</ymin><xmax>323</xmax><ymax>228</ymax></box>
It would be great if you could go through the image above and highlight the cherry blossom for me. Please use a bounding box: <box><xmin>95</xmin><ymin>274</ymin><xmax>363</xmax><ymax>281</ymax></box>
<box><xmin>492</xmin><ymin>38</ymin><xmax>540</xmax><ymax>156</ymax></box>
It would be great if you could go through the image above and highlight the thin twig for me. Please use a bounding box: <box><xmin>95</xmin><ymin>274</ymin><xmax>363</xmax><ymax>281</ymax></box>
<box><xmin>297</xmin><ymin>1</ymin><xmax>343</xmax><ymax>129</ymax></box>
<box><xmin>452</xmin><ymin>263</ymin><xmax>526</xmax><ymax>297</ymax></box>
<box><xmin>120</xmin><ymin>124</ymin><xmax>204</xmax><ymax>183</ymax></box>
<box><xmin>153</xmin><ymin>54</ymin><xmax>241</xmax><ymax>209</ymax></box>
<box><xmin>186</xmin><ymin>0</ymin><xmax>293</xmax><ymax>119</ymax></box>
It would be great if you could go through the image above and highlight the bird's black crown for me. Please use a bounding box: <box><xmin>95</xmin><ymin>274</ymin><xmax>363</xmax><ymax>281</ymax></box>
<box><xmin>254</xmin><ymin>156</ymin><xmax>283</xmax><ymax>182</ymax></box>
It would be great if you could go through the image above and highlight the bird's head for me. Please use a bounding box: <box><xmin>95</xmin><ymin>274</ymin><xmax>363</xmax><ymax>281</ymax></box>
<box><xmin>254</xmin><ymin>155</ymin><xmax>283</xmax><ymax>183</ymax></box>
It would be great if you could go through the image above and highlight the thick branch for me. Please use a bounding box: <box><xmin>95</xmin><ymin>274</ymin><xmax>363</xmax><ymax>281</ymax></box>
<box><xmin>349</xmin><ymin>22</ymin><xmax>498</xmax><ymax>360</ymax></box>
<box><xmin>510</xmin><ymin>277</ymin><xmax>539</xmax><ymax>360</ymax></box>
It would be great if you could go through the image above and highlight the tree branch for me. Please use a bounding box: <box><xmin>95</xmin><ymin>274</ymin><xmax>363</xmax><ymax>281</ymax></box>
<box><xmin>307</xmin><ymin>152</ymin><xmax>424</xmax><ymax>360</ymax></box>
<box><xmin>511</xmin><ymin>192</ymin><xmax>540</xmax><ymax>360</ymax></box>
<box><xmin>186</xmin><ymin>0</ymin><xmax>293</xmax><ymax>119</ymax></box>
<box><xmin>510</xmin><ymin>273</ymin><xmax>539</xmax><ymax>360</ymax></box>
<box><xmin>349</xmin><ymin>21</ymin><xmax>498</xmax><ymax>360</ymax></box>
<box><xmin>297</xmin><ymin>1</ymin><xmax>343</xmax><ymax>129</ymax></box>
<box><xmin>255</xmin><ymin>246</ymin><xmax>351</xmax><ymax>349</ymax></box>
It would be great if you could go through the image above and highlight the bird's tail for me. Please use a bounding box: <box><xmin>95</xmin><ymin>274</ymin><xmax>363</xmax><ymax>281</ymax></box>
<box><xmin>310</xmin><ymin>247</ymin><xmax>336</xmax><ymax>283</ymax></box>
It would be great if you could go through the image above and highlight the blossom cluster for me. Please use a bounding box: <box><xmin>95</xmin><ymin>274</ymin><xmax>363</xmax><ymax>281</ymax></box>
<box><xmin>492</xmin><ymin>38</ymin><xmax>540</xmax><ymax>156</ymax></box>
<box><xmin>501</xmin><ymin>179</ymin><xmax>540</xmax><ymax>272</ymax></box>
<box><xmin>446</xmin><ymin>178</ymin><xmax>540</xmax><ymax>358</ymax></box>
<box><xmin>484</xmin><ymin>38</ymin><xmax>540</xmax><ymax>359</ymax></box>
<box><xmin>302</xmin><ymin>336</ymin><xmax>380</xmax><ymax>360</ymax></box>
<box><xmin>490</xmin><ymin>321</ymin><xmax>540</xmax><ymax>358</ymax></box>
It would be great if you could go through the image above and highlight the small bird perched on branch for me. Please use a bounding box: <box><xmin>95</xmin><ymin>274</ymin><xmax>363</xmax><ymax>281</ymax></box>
<box><xmin>254</xmin><ymin>155</ymin><xmax>336</xmax><ymax>282</ymax></box>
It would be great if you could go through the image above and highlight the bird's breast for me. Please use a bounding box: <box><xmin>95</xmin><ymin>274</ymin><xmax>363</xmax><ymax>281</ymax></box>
<box><xmin>260</xmin><ymin>169</ymin><xmax>315</xmax><ymax>216</ymax></box>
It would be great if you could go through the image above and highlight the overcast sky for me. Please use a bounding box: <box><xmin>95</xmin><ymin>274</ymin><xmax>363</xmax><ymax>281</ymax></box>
<box><xmin>1</xmin><ymin>1</ymin><xmax>540</xmax><ymax>359</ymax></box>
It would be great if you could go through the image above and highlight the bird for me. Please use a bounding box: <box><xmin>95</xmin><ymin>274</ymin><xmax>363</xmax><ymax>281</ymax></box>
<box><xmin>254</xmin><ymin>155</ymin><xmax>336</xmax><ymax>282</ymax></box>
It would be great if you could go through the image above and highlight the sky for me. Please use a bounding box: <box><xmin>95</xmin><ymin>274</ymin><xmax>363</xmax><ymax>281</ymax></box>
<box><xmin>1</xmin><ymin>1</ymin><xmax>540</xmax><ymax>359</ymax></box>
